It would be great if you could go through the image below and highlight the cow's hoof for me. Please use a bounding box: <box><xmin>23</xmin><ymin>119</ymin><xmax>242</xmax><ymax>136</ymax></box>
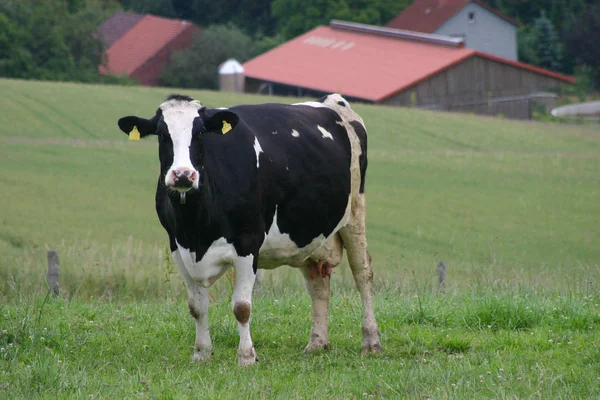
<box><xmin>192</xmin><ymin>345</ymin><xmax>213</xmax><ymax>362</ymax></box>
<box><xmin>361</xmin><ymin>342</ymin><xmax>382</xmax><ymax>355</ymax></box>
<box><xmin>361</xmin><ymin>326</ymin><xmax>382</xmax><ymax>355</ymax></box>
<box><xmin>304</xmin><ymin>341</ymin><xmax>330</xmax><ymax>353</ymax></box>
<box><xmin>238</xmin><ymin>347</ymin><xmax>258</xmax><ymax>367</ymax></box>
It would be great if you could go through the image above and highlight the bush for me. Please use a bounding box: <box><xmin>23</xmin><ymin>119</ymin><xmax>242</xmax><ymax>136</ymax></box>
<box><xmin>0</xmin><ymin>0</ymin><xmax>117</xmax><ymax>83</ymax></box>
<box><xmin>159</xmin><ymin>24</ymin><xmax>263</xmax><ymax>90</ymax></box>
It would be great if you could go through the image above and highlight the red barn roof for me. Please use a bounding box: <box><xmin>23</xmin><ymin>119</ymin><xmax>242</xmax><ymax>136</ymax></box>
<box><xmin>386</xmin><ymin>0</ymin><xmax>520</xmax><ymax>33</ymax></box>
<box><xmin>242</xmin><ymin>22</ymin><xmax>571</xmax><ymax>103</ymax></box>
<box><xmin>97</xmin><ymin>11</ymin><xmax>144</xmax><ymax>48</ymax></box>
<box><xmin>100</xmin><ymin>14</ymin><xmax>200</xmax><ymax>85</ymax></box>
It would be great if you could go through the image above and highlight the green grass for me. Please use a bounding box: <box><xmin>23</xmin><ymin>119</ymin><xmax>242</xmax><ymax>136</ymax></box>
<box><xmin>1</xmin><ymin>289</ymin><xmax>599</xmax><ymax>398</ymax></box>
<box><xmin>1</xmin><ymin>78</ymin><xmax>599</xmax><ymax>398</ymax></box>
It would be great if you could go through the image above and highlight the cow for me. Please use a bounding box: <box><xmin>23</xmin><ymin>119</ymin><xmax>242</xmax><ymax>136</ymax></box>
<box><xmin>117</xmin><ymin>93</ymin><xmax>381</xmax><ymax>366</ymax></box>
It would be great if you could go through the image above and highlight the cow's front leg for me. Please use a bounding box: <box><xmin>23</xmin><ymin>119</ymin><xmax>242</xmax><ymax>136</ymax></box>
<box><xmin>232</xmin><ymin>255</ymin><xmax>257</xmax><ymax>366</ymax></box>
<box><xmin>188</xmin><ymin>285</ymin><xmax>213</xmax><ymax>362</ymax></box>
<box><xmin>172</xmin><ymin>250</ymin><xmax>213</xmax><ymax>362</ymax></box>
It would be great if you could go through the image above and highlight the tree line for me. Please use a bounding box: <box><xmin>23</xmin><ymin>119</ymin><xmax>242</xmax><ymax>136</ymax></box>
<box><xmin>0</xmin><ymin>0</ymin><xmax>598</xmax><ymax>90</ymax></box>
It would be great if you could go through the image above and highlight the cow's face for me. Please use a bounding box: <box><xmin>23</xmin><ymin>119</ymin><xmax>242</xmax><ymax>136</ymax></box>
<box><xmin>117</xmin><ymin>95</ymin><xmax>238</xmax><ymax>193</ymax></box>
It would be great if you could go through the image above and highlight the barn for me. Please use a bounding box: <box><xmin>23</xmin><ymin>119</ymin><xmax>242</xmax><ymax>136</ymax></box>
<box><xmin>242</xmin><ymin>20</ymin><xmax>574</xmax><ymax>119</ymax></box>
<box><xmin>386</xmin><ymin>0</ymin><xmax>521</xmax><ymax>61</ymax></box>
<box><xmin>98</xmin><ymin>12</ymin><xmax>200</xmax><ymax>86</ymax></box>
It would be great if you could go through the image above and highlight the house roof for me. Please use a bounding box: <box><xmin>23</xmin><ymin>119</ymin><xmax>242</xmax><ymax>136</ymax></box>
<box><xmin>386</xmin><ymin>0</ymin><xmax>521</xmax><ymax>33</ymax></box>
<box><xmin>242</xmin><ymin>22</ymin><xmax>573</xmax><ymax>103</ymax></box>
<box><xmin>101</xmin><ymin>14</ymin><xmax>198</xmax><ymax>77</ymax></box>
<box><xmin>97</xmin><ymin>11</ymin><xmax>144</xmax><ymax>48</ymax></box>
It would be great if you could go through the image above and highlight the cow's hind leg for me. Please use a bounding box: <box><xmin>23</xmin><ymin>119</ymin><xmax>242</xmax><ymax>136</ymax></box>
<box><xmin>339</xmin><ymin>195</ymin><xmax>382</xmax><ymax>354</ymax></box>
<box><xmin>301</xmin><ymin>265</ymin><xmax>330</xmax><ymax>352</ymax></box>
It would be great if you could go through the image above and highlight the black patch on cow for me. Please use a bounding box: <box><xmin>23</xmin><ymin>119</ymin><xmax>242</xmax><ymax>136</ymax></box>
<box><xmin>350</xmin><ymin>121</ymin><xmax>368</xmax><ymax>193</ymax></box>
<box><xmin>337</xmin><ymin>101</ymin><xmax>346</xmax><ymax>107</ymax></box>
<box><xmin>166</xmin><ymin>94</ymin><xmax>195</xmax><ymax>102</ymax></box>
<box><xmin>228</xmin><ymin>103</ymin><xmax>352</xmax><ymax>248</ymax></box>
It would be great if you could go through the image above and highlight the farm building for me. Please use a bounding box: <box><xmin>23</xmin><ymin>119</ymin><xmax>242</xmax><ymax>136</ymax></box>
<box><xmin>242</xmin><ymin>20</ymin><xmax>573</xmax><ymax>119</ymax></box>
<box><xmin>386</xmin><ymin>0</ymin><xmax>521</xmax><ymax>61</ymax></box>
<box><xmin>98</xmin><ymin>12</ymin><xmax>200</xmax><ymax>86</ymax></box>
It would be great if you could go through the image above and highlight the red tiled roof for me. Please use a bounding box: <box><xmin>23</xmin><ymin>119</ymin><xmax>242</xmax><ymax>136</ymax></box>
<box><xmin>386</xmin><ymin>0</ymin><xmax>520</xmax><ymax>33</ymax></box>
<box><xmin>242</xmin><ymin>25</ymin><xmax>572</xmax><ymax>103</ymax></box>
<box><xmin>97</xmin><ymin>12</ymin><xmax>144</xmax><ymax>48</ymax></box>
<box><xmin>101</xmin><ymin>15</ymin><xmax>197</xmax><ymax>77</ymax></box>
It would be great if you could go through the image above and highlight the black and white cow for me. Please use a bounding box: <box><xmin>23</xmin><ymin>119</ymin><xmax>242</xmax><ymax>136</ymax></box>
<box><xmin>117</xmin><ymin>94</ymin><xmax>381</xmax><ymax>365</ymax></box>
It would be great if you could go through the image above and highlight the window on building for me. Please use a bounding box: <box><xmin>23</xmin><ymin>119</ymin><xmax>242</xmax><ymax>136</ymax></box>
<box><xmin>468</xmin><ymin>11</ymin><xmax>476</xmax><ymax>23</ymax></box>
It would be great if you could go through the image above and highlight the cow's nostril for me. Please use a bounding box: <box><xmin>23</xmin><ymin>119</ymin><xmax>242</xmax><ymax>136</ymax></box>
<box><xmin>170</xmin><ymin>169</ymin><xmax>196</xmax><ymax>188</ymax></box>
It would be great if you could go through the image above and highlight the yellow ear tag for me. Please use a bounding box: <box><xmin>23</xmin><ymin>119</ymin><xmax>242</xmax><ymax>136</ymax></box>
<box><xmin>221</xmin><ymin>121</ymin><xmax>232</xmax><ymax>134</ymax></box>
<box><xmin>129</xmin><ymin>126</ymin><xmax>141</xmax><ymax>141</ymax></box>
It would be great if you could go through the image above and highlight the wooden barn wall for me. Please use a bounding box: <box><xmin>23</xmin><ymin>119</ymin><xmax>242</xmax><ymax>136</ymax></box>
<box><xmin>382</xmin><ymin>56</ymin><xmax>568</xmax><ymax>118</ymax></box>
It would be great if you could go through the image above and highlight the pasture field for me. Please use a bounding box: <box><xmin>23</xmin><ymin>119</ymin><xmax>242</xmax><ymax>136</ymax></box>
<box><xmin>1</xmin><ymin>78</ymin><xmax>599</xmax><ymax>398</ymax></box>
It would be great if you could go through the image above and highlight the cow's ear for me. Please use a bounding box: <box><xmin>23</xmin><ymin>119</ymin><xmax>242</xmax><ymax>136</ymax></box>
<box><xmin>117</xmin><ymin>116</ymin><xmax>157</xmax><ymax>140</ymax></box>
<box><xmin>201</xmin><ymin>110</ymin><xmax>239</xmax><ymax>135</ymax></box>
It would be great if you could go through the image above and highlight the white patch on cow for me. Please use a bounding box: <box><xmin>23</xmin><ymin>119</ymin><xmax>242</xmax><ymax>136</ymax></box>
<box><xmin>161</xmin><ymin>98</ymin><xmax>204</xmax><ymax>189</ymax></box>
<box><xmin>253</xmin><ymin>137</ymin><xmax>263</xmax><ymax>168</ymax></box>
<box><xmin>317</xmin><ymin>125</ymin><xmax>334</xmax><ymax>140</ymax></box>
<box><xmin>293</xmin><ymin>101</ymin><xmax>328</xmax><ymax>108</ymax></box>
<box><xmin>316</xmin><ymin>94</ymin><xmax>366</xmax><ymax>199</ymax></box>
<box><xmin>259</xmin><ymin>209</ymin><xmax>300</xmax><ymax>266</ymax></box>
<box><xmin>258</xmin><ymin>207</ymin><xmax>347</xmax><ymax>269</ymax></box>
<box><xmin>175</xmin><ymin>238</ymin><xmax>235</xmax><ymax>287</ymax></box>
<box><xmin>291</xmin><ymin>129</ymin><xmax>300</xmax><ymax>137</ymax></box>
<box><xmin>231</xmin><ymin>254</ymin><xmax>257</xmax><ymax>366</ymax></box>
<box><xmin>173</xmin><ymin>249</ymin><xmax>213</xmax><ymax>361</ymax></box>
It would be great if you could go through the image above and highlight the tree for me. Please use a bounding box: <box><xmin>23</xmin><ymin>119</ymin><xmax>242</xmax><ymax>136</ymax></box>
<box><xmin>531</xmin><ymin>11</ymin><xmax>562</xmax><ymax>72</ymax></box>
<box><xmin>564</xmin><ymin>5</ymin><xmax>600</xmax><ymax>89</ymax></box>
<box><xmin>119</xmin><ymin>0</ymin><xmax>175</xmax><ymax>17</ymax></box>
<box><xmin>159</xmin><ymin>24</ymin><xmax>260</xmax><ymax>89</ymax></box>
<box><xmin>0</xmin><ymin>0</ymin><xmax>123</xmax><ymax>82</ymax></box>
<box><xmin>271</xmin><ymin>0</ymin><xmax>410</xmax><ymax>40</ymax></box>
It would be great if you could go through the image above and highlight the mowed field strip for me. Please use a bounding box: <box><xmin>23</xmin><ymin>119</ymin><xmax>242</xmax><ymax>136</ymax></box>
<box><xmin>0</xmin><ymin>78</ymin><xmax>599</xmax><ymax>398</ymax></box>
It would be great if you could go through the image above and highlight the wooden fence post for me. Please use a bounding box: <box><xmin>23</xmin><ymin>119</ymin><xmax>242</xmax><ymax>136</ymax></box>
<box><xmin>47</xmin><ymin>250</ymin><xmax>60</xmax><ymax>296</ymax></box>
<box><xmin>437</xmin><ymin>260</ymin><xmax>446</xmax><ymax>292</ymax></box>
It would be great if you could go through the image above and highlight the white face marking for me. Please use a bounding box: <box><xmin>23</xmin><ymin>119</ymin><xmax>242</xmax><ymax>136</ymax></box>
<box><xmin>175</xmin><ymin>238</ymin><xmax>236</xmax><ymax>287</ymax></box>
<box><xmin>253</xmin><ymin>137</ymin><xmax>263</xmax><ymax>168</ymax></box>
<box><xmin>161</xmin><ymin>99</ymin><xmax>203</xmax><ymax>190</ymax></box>
<box><xmin>317</xmin><ymin>125</ymin><xmax>334</xmax><ymax>140</ymax></box>
<box><xmin>291</xmin><ymin>129</ymin><xmax>300</xmax><ymax>137</ymax></box>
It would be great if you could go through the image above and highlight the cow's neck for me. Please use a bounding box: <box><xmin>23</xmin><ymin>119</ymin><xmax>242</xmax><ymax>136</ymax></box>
<box><xmin>165</xmin><ymin>188</ymin><xmax>216</xmax><ymax>250</ymax></box>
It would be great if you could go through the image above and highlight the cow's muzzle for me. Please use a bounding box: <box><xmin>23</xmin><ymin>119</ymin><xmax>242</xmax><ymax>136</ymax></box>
<box><xmin>169</xmin><ymin>168</ymin><xmax>197</xmax><ymax>191</ymax></box>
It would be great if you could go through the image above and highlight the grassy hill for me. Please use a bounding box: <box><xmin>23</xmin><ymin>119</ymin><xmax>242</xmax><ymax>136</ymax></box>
<box><xmin>1</xmin><ymin>79</ymin><xmax>600</xmax><ymax>399</ymax></box>
<box><xmin>1</xmin><ymin>78</ymin><xmax>599</xmax><ymax>296</ymax></box>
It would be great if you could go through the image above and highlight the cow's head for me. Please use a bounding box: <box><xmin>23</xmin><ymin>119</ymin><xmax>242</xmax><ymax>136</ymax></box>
<box><xmin>118</xmin><ymin>95</ymin><xmax>238</xmax><ymax>193</ymax></box>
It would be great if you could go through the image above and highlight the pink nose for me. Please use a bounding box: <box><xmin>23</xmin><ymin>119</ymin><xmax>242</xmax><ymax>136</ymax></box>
<box><xmin>171</xmin><ymin>168</ymin><xmax>197</xmax><ymax>188</ymax></box>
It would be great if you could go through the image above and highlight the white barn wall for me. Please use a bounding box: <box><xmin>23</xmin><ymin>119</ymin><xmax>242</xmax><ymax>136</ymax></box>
<box><xmin>435</xmin><ymin>2</ymin><xmax>517</xmax><ymax>61</ymax></box>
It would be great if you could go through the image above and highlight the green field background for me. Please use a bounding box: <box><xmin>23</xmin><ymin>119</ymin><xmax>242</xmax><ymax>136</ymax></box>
<box><xmin>1</xmin><ymin>78</ymin><xmax>598</xmax><ymax>296</ymax></box>
<box><xmin>1</xmin><ymin>79</ymin><xmax>600</xmax><ymax>399</ymax></box>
